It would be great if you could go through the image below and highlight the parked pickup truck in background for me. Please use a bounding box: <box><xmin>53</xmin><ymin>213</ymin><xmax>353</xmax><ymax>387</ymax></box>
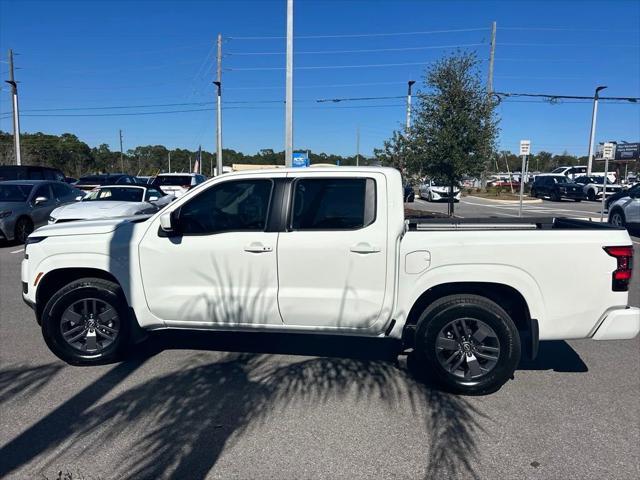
<box><xmin>21</xmin><ymin>167</ymin><xmax>639</xmax><ymax>394</ymax></box>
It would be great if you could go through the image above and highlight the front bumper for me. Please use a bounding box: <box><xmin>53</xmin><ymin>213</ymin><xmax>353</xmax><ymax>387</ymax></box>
<box><xmin>592</xmin><ymin>307</ymin><xmax>640</xmax><ymax>340</ymax></box>
<box><xmin>431</xmin><ymin>191</ymin><xmax>461</xmax><ymax>201</ymax></box>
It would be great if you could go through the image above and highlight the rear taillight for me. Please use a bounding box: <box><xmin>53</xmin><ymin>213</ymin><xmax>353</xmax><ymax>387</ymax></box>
<box><xmin>604</xmin><ymin>245</ymin><xmax>634</xmax><ymax>291</ymax></box>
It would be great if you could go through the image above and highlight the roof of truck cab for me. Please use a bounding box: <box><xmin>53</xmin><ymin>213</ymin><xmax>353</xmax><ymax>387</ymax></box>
<box><xmin>220</xmin><ymin>166</ymin><xmax>398</xmax><ymax>176</ymax></box>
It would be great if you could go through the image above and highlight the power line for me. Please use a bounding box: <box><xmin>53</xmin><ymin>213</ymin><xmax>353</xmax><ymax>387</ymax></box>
<box><xmin>227</xmin><ymin>42</ymin><xmax>486</xmax><ymax>56</ymax></box>
<box><xmin>0</xmin><ymin>103</ymin><xmax>406</xmax><ymax>118</ymax></box>
<box><xmin>499</xmin><ymin>26</ymin><xmax>640</xmax><ymax>32</ymax></box>
<box><xmin>498</xmin><ymin>42</ymin><xmax>640</xmax><ymax>48</ymax></box>
<box><xmin>227</xmin><ymin>27</ymin><xmax>488</xmax><ymax>40</ymax></box>
<box><xmin>226</xmin><ymin>61</ymin><xmax>442</xmax><ymax>71</ymax></box>
<box><xmin>317</xmin><ymin>96</ymin><xmax>404</xmax><ymax>103</ymax></box>
<box><xmin>226</xmin><ymin>81</ymin><xmax>408</xmax><ymax>90</ymax></box>
<box><xmin>494</xmin><ymin>91</ymin><xmax>640</xmax><ymax>102</ymax></box>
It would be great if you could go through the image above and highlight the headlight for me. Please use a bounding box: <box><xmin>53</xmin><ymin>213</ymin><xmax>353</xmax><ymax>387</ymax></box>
<box><xmin>25</xmin><ymin>236</ymin><xmax>46</xmax><ymax>245</ymax></box>
<box><xmin>0</xmin><ymin>210</ymin><xmax>12</xmax><ymax>219</ymax></box>
<box><xmin>48</xmin><ymin>216</ymin><xmax>56</xmax><ymax>223</ymax></box>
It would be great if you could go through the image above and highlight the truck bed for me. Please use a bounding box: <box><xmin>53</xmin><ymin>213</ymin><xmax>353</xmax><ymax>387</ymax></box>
<box><xmin>406</xmin><ymin>217</ymin><xmax>623</xmax><ymax>232</ymax></box>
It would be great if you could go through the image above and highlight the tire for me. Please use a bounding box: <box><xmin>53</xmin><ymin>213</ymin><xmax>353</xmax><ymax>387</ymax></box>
<box><xmin>41</xmin><ymin>278</ymin><xmax>131</xmax><ymax>365</ymax></box>
<box><xmin>551</xmin><ymin>192</ymin><xmax>561</xmax><ymax>202</ymax></box>
<box><xmin>530</xmin><ymin>188</ymin><xmax>537</xmax><ymax>198</ymax></box>
<box><xmin>414</xmin><ymin>294</ymin><xmax>521</xmax><ymax>395</ymax></box>
<box><xmin>609</xmin><ymin>209</ymin><xmax>626</xmax><ymax>228</ymax></box>
<box><xmin>427</xmin><ymin>192</ymin><xmax>433</xmax><ymax>202</ymax></box>
<box><xmin>14</xmin><ymin>216</ymin><xmax>33</xmax><ymax>244</ymax></box>
<box><xmin>587</xmin><ymin>189</ymin><xmax>596</xmax><ymax>201</ymax></box>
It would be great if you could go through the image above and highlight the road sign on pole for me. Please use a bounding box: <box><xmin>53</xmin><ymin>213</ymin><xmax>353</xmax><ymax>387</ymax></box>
<box><xmin>519</xmin><ymin>140</ymin><xmax>531</xmax><ymax>217</ymax></box>
<box><xmin>600</xmin><ymin>142</ymin><xmax>615</xmax><ymax>222</ymax></box>
<box><xmin>602</xmin><ymin>142</ymin><xmax>615</xmax><ymax>160</ymax></box>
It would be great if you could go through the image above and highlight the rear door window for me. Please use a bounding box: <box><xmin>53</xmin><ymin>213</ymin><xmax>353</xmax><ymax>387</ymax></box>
<box><xmin>52</xmin><ymin>183</ymin><xmax>73</xmax><ymax>200</ymax></box>
<box><xmin>290</xmin><ymin>178</ymin><xmax>376</xmax><ymax>230</ymax></box>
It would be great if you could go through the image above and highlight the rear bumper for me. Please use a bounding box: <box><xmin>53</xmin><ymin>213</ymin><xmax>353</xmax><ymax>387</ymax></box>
<box><xmin>592</xmin><ymin>307</ymin><xmax>640</xmax><ymax>340</ymax></box>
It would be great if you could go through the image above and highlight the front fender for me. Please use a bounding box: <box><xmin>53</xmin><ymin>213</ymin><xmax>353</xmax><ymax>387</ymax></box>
<box><xmin>32</xmin><ymin>253</ymin><xmax>134</xmax><ymax>304</ymax></box>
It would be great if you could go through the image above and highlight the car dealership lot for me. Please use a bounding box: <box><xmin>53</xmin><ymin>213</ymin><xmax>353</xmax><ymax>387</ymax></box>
<box><xmin>412</xmin><ymin>195</ymin><xmax>610</xmax><ymax>220</ymax></box>
<box><xmin>0</xmin><ymin>210</ymin><xmax>638</xmax><ymax>479</ymax></box>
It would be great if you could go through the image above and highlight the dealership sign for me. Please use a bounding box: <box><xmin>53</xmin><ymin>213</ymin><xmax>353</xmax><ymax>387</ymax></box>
<box><xmin>597</xmin><ymin>142</ymin><xmax>639</xmax><ymax>161</ymax></box>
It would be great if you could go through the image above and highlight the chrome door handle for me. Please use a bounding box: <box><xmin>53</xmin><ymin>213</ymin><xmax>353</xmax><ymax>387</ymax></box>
<box><xmin>350</xmin><ymin>242</ymin><xmax>380</xmax><ymax>254</ymax></box>
<box><xmin>244</xmin><ymin>243</ymin><xmax>273</xmax><ymax>253</ymax></box>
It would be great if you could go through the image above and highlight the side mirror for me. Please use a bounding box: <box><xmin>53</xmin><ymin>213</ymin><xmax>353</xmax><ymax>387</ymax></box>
<box><xmin>34</xmin><ymin>196</ymin><xmax>48</xmax><ymax>205</ymax></box>
<box><xmin>159</xmin><ymin>211</ymin><xmax>174</xmax><ymax>232</ymax></box>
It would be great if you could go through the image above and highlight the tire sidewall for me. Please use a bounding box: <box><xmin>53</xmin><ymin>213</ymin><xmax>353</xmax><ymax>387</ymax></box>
<box><xmin>42</xmin><ymin>281</ymin><xmax>129</xmax><ymax>364</ymax></box>
<box><xmin>416</xmin><ymin>299</ymin><xmax>520</xmax><ymax>394</ymax></box>
<box><xmin>609</xmin><ymin>209</ymin><xmax>625</xmax><ymax>227</ymax></box>
<box><xmin>15</xmin><ymin>217</ymin><xmax>33</xmax><ymax>243</ymax></box>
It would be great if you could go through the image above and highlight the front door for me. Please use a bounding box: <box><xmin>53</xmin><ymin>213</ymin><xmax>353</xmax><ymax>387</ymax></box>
<box><xmin>277</xmin><ymin>174</ymin><xmax>388</xmax><ymax>329</ymax></box>
<box><xmin>30</xmin><ymin>183</ymin><xmax>55</xmax><ymax>228</ymax></box>
<box><xmin>139</xmin><ymin>175</ymin><xmax>283</xmax><ymax>326</ymax></box>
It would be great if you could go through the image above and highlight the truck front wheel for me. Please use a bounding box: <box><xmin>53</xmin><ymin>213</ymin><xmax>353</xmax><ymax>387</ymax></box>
<box><xmin>41</xmin><ymin>278</ymin><xmax>130</xmax><ymax>365</ymax></box>
<box><xmin>414</xmin><ymin>294</ymin><xmax>521</xmax><ymax>395</ymax></box>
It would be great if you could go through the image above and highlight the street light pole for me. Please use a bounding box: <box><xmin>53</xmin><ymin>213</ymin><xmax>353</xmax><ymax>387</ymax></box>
<box><xmin>6</xmin><ymin>49</ymin><xmax>22</xmax><ymax>165</ymax></box>
<box><xmin>284</xmin><ymin>0</ymin><xmax>294</xmax><ymax>167</ymax></box>
<box><xmin>587</xmin><ymin>85</ymin><xmax>607</xmax><ymax>176</ymax></box>
<box><xmin>406</xmin><ymin>80</ymin><xmax>416</xmax><ymax>131</ymax></box>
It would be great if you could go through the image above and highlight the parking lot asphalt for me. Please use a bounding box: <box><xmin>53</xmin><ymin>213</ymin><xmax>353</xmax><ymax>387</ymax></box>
<box><xmin>0</xmin><ymin>203</ymin><xmax>638</xmax><ymax>480</ymax></box>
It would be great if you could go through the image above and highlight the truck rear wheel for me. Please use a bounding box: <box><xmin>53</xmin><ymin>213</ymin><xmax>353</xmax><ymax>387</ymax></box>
<box><xmin>414</xmin><ymin>294</ymin><xmax>521</xmax><ymax>395</ymax></box>
<box><xmin>41</xmin><ymin>278</ymin><xmax>130</xmax><ymax>365</ymax></box>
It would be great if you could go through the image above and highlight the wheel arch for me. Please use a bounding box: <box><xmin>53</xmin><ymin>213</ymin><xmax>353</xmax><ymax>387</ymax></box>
<box><xmin>35</xmin><ymin>267</ymin><xmax>121</xmax><ymax>323</ymax></box>
<box><xmin>402</xmin><ymin>281</ymin><xmax>535</xmax><ymax>353</ymax></box>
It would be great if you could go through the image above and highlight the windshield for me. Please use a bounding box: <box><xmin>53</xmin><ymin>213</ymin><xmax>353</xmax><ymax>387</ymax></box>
<box><xmin>592</xmin><ymin>177</ymin><xmax>613</xmax><ymax>184</ymax></box>
<box><xmin>0</xmin><ymin>184</ymin><xmax>33</xmax><ymax>202</ymax></box>
<box><xmin>551</xmin><ymin>167</ymin><xmax>567</xmax><ymax>174</ymax></box>
<box><xmin>83</xmin><ymin>187</ymin><xmax>143</xmax><ymax>202</ymax></box>
<box><xmin>153</xmin><ymin>175</ymin><xmax>193</xmax><ymax>186</ymax></box>
<box><xmin>552</xmin><ymin>176</ymin><xmax>569</xmax><ymax>184</ymax></box>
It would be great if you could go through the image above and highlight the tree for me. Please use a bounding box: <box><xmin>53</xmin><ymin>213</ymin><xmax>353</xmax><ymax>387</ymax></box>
<box><xmin>378</xmin><ymin>52</ymin><xmax>499</xmax><ymax>215</ymax></box>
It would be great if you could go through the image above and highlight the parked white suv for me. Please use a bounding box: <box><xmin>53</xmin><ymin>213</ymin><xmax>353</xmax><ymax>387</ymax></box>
<box><xmin>21</xmin><ymin>167</ymin><xmax>639</xmax><ymax>395</ymax></box>
<box><xmin>151</xmin><ymin>173</ymin><xmax>206</xmax><ymax>198</ymax></box>
<box><xmin>608</xmin><ymin>191</ymin><xmax>640</xmax><ymax>228</ymax></box>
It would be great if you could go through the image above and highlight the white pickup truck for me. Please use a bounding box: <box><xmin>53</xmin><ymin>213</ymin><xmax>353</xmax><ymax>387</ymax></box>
<box><xmin>21</xmin><ymin>167</ymin><xmax>639</xmax><ymax>394</ymax></box>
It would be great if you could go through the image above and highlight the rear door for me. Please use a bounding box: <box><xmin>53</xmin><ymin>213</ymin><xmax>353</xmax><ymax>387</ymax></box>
<box><xmin>276</xmin><ymin>173</ymin><xmax>388</xmax><ymax>329</ymax></box>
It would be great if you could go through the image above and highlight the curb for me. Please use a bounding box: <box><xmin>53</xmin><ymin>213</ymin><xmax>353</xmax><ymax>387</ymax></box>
<box><xmin>466</xmin><ymin>195</ymin><xmax>543</xmax><ymax>204</ymax></box>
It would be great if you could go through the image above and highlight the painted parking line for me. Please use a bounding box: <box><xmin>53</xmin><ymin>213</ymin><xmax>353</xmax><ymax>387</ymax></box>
<box><xmin>10</xmin><ymin>248</ymin><xmax>24</xmax><ymax>254</ymax></box>
<box><xmin>461</xmin><ymin>199</ymin><xmax>602</xmax><ymax>218</ymax></box>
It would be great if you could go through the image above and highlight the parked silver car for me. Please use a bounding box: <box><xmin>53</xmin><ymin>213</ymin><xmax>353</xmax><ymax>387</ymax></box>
<box><xmin>0</xmin><ymin>180</ymin><xmax>83</xmax><ymax>243</ymax></box>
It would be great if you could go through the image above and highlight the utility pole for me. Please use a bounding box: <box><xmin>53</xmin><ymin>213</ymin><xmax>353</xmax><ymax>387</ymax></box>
<box><xmin>119</xmin><ymin>129</ymin><xmax>124</xmax><ymax>172</ymax></box>
<box><xmin>587</xmin><ymin>85</ymin><xmax>607</xmax><ymax>175</ymax></box>
<box><xmin>356</xmin><ymin>126</ymin><xmax>360</xmax><ymax>166</ymax></box>
<box><xmin>5</xmin><ymin>49</ymin><xmax>22</xmax><ymax>165</ymax></box>
<box><xmin>487</xmin><ymin>21</ymin><xmax>497</xmax><ymax>94</ymax></box>
<box><xmin>284</xmin><ymin>0</ymin><xmax>294</xmax><ymax>167</ymax></box>
<box><xmin>406</xmin><ymin>80</ymin><xmax>416</xmax><ymax>131</ymax></box>
<box><xmin>189</xmin><ymin>156</ymin><xmax>192</xmax><ymax>172</ymax></box>
<box><xmin>168</xmin><ymin>151</ymin><xmax>171</xmax><ymax>173</ymax></box>
<box><xmin>214</xmin><ymin>33</ymin><xmax>223</xmax><ymax>176</ymax></box>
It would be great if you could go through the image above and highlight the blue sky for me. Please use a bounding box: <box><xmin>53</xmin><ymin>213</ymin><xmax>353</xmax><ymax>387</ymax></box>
<box><xmin>1</xmin><ymin>0</ymin><xmax>639</xmax><ymax>157</ymax></box>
